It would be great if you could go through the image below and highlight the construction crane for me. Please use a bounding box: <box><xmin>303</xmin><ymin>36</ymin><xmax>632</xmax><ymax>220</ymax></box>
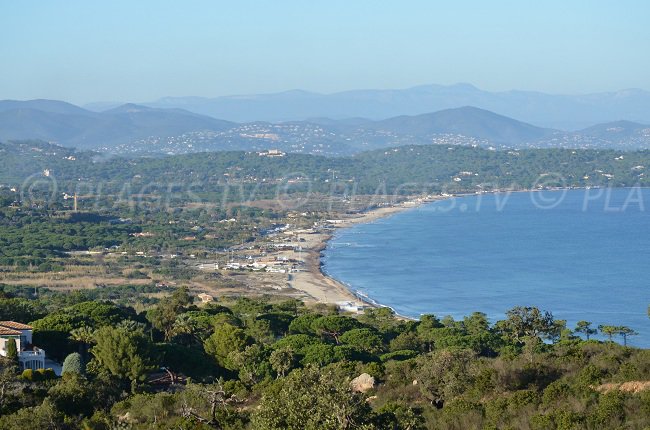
<box><xmin>63</xmin><ymin>192</ymin><xmax>93</xmax><ymax>212</ymax></box>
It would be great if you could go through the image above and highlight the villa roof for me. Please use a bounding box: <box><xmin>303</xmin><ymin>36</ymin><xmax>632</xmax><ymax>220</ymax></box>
<box><xmin>0</xmin><ymin>321</ymin><xmax>33</xmax><ymax>330</ymax></box>
<box><xmin>0</xmin><ymin>327</ymin><xmax>21</xmax><ymax>336</ymax></box>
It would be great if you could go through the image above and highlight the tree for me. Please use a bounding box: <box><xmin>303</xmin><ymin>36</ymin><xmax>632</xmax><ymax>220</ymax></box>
<box><xmin>244</xmin><ymin>318</ymin><xmax>275</xmax><ymax>344</ymax></box>
<box><xmin>177</xmin><ymin>379</ymin><xmax>244</xmax><ymax>427</ymax></box>
<box><xmin>0</xmin><ymin>297</ymin><xmax>45</xmax><ymax>322</ymax></box>
<box><xmin>146</xmin><ymin>287</ymin><xmax>192</xmax><ymax>340</ymax></box>
<box><xmin>311</xmin><ymin>315</ymin><xmax>362</xmax><ymax>344</ymax></box>
<box><xmin>0</xmin><ymin>399</ymin><xmax>63</xmax><ymax>430</ymax></box>
<box><xmin>69</xmin><ymin>325</ymin><xmax>95</xmax><ymax>363</ymax></box>
<box><xmin>203</xmin><ymin>323</ymin><xmax>251</xmax><ymax>370</ymax></box>
<box><xmin>269</xmin><ymin>346</ymin><xmax>296</xmax><ymax>378</ymax></box>
<box><xmin>389</xmin><ymin>331</ymin><xmax>422</xmax><ymax>352</ymax></box>
<box><xmin>288</xmin><ymin>313</ymin><xmax>319</xmax><ymax>335</ymax></box>
<box><xmin>251</xmin><ymin>366</ymin><xmax>375</xmax><ymax>430</ymax></box>
<box><xmin>414</xmin><ymin>349</ymin><xmax>476</xmax><ymax>408</ymax></box>
<box><xmin>176</xmin><ymin>310</ymin><xmax>227</xmax><ymax>344</ymax></box>
<box><xmin>47</xmin><ymin>373</ymin><xmax>94</xmax><ymax>417</ymax></box>
<box><xmin>62</xmin><ymin>352</ymin><xmax>84</xmax><ymax>376</ymax></box>
<box><xmin>463</xmin><ymin>312</ymin><xmax>490</xmax><ymax>336</ymax></box>
<box><xmin>358</xmin><ymin>307</ymin><xmax>399</xmax><ymax>333</ymax></box>
<box><xmin>416</xmin><ymin>314</ymin><xmax>444</xmax><ymax>352</ymax></box>
<box><xmin>300</xmin><ymin>343</ymin><xmax>338</xmax><ymax>367</ymax></box>
<box><xmin>256</xmin><ymin>312</ymin><xmax>295</xmax><ymax>337</ymax></box>
<box><xmin>575</xmin><ymin>320</ymin><xmax>597</xmax><ymax>340</ymax></box>
<box><xmin>228</xmin><ymin>344</ymin><xmax>272</xmax><ymax>385</ymax></box>
<box><xmin>502</xmin><ymin>306</ymin><xmax>555</xmax><ymax>342</ymax></box>
<box><xmin>91</xmin><ymin>326</ymin><xmax>152</xmax><ymax>387</ymax></box>
<box><xmin>0</xmin><ymin>360</ymin><xmax>19</xmax><ymax>413</ymax></box>
<box><xmin>376</xmin><ymin>402</ymin><xmax>426</xmax><ymax>430</ymax></box>
<box><xmin>598</xmin><ymin>325</ymin><xmax>618</xmax><ymax>342</ymax></box>
<box><xmin>273</xmin><ymin>334</ymin><xmax>320</xmax><ymax>355</ymax></box>
<box><xmin>31</xmin><ymin>301</ymin><xmax>129</xmax><ymax>361</ymax></box>
<box><xmin>617</xmin><ymin>326</ymin><xmax>638</xmax><ymax>347</ymax></box>
<box><xmin>339</xmin><ymin>328</ymin><xmax>384</xmax><ymax>354</ymax></box>
<box><xmin>170</xmin><ymin>313</ymin><xmax>202</xmax><ymax>346</ymax></box>
<box><xmin>5</xmin><ymin>339</ymin><xmax>17</xmax><ymax>362</ymax></box>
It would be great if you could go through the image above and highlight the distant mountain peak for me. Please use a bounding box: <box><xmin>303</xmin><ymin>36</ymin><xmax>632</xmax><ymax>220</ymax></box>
<box><xmin>449</xmin><ymin>82</ymin><xmax>481</xmax><ymax>91</ymax></box>
<box><xmin>107</xmin><ymin>103</ymin><xmax>154</xmax><ymax>114</ymax></box>
<box><xmin>446</xmin><ymin>105</ymin><xmax>493</xmax><ymax>113</ymax></box>
<box><xmin>137</xmin><ymin>83</ymin><xmax>650</xmax><ymax>127</ymax></box>
<box><xmin>0</xmin><ymin>99</ymin><xmax>94</xmax><ymax>116</ymax></box>
<box><xmin>277</xmin><ymin>89</ymin><xmax>319</xmax><ymax>96</ymax></box>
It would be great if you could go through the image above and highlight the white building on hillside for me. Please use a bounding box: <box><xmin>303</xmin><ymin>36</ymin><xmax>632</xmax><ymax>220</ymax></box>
<box><xmin>0</xmin><ymin>321</ymin><xmax>46</xmax><ymax>371</ymax></box>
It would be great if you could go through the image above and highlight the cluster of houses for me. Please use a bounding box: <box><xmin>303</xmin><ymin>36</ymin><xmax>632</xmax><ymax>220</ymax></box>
<box><xmin>193</xmin><ymin>225</ymin><xmax>314</xmax><ymax>275</ymax></box>
<box><xmin>256</xmin><ymin>149</ymin><xmax>285</xmax><ymax>157</ymax></box>
<box><xmin>222</xmin><ymin>255</ymin><xmax>303</xmax><ymax>274</ymax></box>
<box><xmin>0</xmin><ymin>321</ymin><xmax>45</xmax><ymax>371</ymax></box>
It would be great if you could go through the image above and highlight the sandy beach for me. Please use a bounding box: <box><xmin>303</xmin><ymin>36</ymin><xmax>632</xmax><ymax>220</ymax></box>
<box><xmin>286</xmin><ymin>203</ymin><xmax>430</xmax><ymax>309</ymax></box>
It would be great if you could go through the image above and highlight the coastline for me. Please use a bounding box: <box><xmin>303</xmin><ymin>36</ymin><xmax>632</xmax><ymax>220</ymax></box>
<box><xmin>293</xmin><ymin>186</ymin><xmax>600</xmax><ymax>313</ymax></box>
<box><xmin>288</xmin><ymin>200</ymin><xmax>439</xmax><ymax>311</ymax></box>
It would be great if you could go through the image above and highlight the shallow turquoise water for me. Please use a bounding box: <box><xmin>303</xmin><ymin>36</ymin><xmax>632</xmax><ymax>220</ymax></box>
<box><xmin>322</xmin><ymin>188</ymin><xmax>650</xmax><ymax>347</ymax></box>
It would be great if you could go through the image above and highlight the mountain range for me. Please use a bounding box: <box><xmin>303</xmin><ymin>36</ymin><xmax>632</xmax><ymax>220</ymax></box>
<box><xmin>122</xmin><ymin>83</ymin><xmax>650</xmax><ymax>130</ymax></box>
<box><xmin>1</xmin><ymin>96</ymin><xmax>649</xmax><ymax>157</ymax></box>
<box><xmin>0</xmin><ymin>101</ymin><xmax>234</xmax><ymax>149</ymax></box>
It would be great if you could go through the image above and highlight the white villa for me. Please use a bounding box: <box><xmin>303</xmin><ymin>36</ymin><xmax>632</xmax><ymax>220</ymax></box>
<box><xmin>0</xmin><ymin>321</ymin><xmax>46</xmax><ymax>371</ymax></box>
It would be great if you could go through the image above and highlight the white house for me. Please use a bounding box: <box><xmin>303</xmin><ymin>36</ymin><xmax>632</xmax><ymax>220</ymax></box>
<box><xmin>336</xmin><ymin>301</ymin><xmax>366</xmax><ymax>313</ymax></box>
<box><xmin>0</xmin><ymin>321</ymin><xmax>46</xmax><ymax>371</ymax></box>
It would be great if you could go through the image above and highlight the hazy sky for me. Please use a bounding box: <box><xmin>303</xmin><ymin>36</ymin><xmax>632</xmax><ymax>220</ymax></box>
<box><xmin>2</xmin><ymin>1</ymin><xmax>649</xmax><ymax>104</ymax></box>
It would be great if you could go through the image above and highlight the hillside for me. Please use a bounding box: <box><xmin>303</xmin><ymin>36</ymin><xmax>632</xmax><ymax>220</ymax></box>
<box><xmin>580</xmin><ymin>120</ymin><xmax>650</xmax><ymax>140</ymax></box>
<box><xmin>0</xmin><ymin>103</ymin><xmax>235</xmax><ymax>150</ymax></box>
<box><xmin>2</xmin><ymin>100</ymin><xmax>650</xmax><ymax>155</ymax></box>
<box><xmin>369</xmin><ymin>106</ymin><xmax>554</xmax><ymax>144</ymax></box>
<box><xmin>1</xmin><ymin>141</ymin><xmax>649</xmax><ymax>195</ymax></box>
<box><xmin>0</xmin><ymin>99</ymin><xmax>93</xmax><ymax>115</ymax></box>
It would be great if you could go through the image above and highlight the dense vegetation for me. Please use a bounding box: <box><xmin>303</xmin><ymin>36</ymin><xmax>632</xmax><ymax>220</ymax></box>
<box><xmin>2</xmin><ymin>141</ymin><xmax>650</xmax><ymax>201</ymax></box>
<box><xmin>0</xmin><ymin>210</ymin><xmax>134</xmax><ymax>265</ymax></box>
<box><xmin>1</xmin><ymin>288</ymin><xmax>649</xmax><ymax>429</ymax></box>
<box><xmin>0</xmin><ymin>200</ymin><xmax>278</xmax><ymax>267</ymax></box>
<box><xmin>2</xmin><ymin>141</ymin><xmax>649</xmax><ymax>428</ymax></box>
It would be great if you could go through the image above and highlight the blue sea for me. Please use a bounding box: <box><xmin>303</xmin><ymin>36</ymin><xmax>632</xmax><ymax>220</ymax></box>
<box><xmin>322</xmin><ymin>188</ymin><xmax>650</xmax><ymax>347</ymax></box>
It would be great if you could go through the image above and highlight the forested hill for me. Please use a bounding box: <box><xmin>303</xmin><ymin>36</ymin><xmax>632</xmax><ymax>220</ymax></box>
<box><xmin>1</xmin><ymin>140</ymin><xmax>649</xmax><ymax>196</ymax></box>
<box><xmin>3</xmin><ymin>100</ymin><xmax>650</xmax><ymax>155</ymax></box>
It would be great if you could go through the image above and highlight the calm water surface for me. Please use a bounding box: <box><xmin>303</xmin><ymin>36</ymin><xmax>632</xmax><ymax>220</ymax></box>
<box><xmin>322</xmin><ymin>189</ymin><xmax>650</xmax><ymax>347</ymax></box>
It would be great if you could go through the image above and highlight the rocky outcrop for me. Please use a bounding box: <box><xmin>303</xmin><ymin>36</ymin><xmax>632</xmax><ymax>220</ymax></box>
<box><xmin>350</xmin><ymin>373</ymin><xmax>375</xmax><ymax>393</ymax></box>
<box><xmin>595</xmin><ymin>381</ymin><xmax>650</xmax><ymax>394</ymax></box>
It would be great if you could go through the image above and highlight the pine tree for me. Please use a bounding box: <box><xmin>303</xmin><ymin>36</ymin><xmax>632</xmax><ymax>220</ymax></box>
<box><xmin>6</xmin><ymin>338</ymin><xmax>18</xmax><ymax>362</ymax></box>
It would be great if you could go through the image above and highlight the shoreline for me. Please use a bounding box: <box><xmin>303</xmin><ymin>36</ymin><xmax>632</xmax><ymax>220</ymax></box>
<box><xmin>288</xmin><ymin>200</ymin><xmax>438</xmax><ymax>312</ymax></box>
<box><xmin>298</xmin><ymin>186</ymin><xmax>610</xmax><ymax>313</ymax></box>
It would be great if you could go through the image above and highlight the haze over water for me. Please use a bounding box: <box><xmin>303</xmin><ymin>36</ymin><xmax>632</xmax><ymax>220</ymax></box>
<box><xmin>323</xmin><ymin>188</ymin><xmax>650</xmax><ymax>347</ymax></box>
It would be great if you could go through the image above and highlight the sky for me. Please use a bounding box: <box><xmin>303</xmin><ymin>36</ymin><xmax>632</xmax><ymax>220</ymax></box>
<box><xmin>1</xmin><ymin>1</ymin><xmax>649</xmax><ymax>105</ymax></box>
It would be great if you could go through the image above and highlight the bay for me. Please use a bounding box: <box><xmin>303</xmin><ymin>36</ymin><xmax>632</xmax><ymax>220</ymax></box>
<box><xmin>322</xmin><ymin>188</ymin><xmax>650</xmax><ymax>347</ymax></box>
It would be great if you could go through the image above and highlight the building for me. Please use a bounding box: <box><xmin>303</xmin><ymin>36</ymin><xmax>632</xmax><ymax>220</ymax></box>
<box><xmin>257</xmin><ymin>149</ymin><xmax>285</xmax><ymax>157</ymax></box>
<box><xmin>336</xmin><ymin>302</ymin><xmax>366</xmax><ymax>313</ymax></box>
<box><xmin>197</xmin><ymin>293</ymin><xmax>214</xmax><ymax>303</ymax></box>
<box><xmin>0</xmin><ymin>321</ymin><xmax>46</xmax><ymax>371</ymax></box>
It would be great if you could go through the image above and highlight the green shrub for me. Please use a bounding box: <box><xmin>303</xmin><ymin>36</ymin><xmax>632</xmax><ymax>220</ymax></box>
<box><xmin>62</xmin><ymin>352</ymin><xmax>84</xmax><ymax>375</ymax></box>
<box><xmin>21</xmin><ymin>368</ymin><xmax>34</xmax><ymax>381</ymax></box>
<box><xmin>36</xmin><ymin>368</ymin><xmax>56</xmax><ymax>380</ymax></box>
